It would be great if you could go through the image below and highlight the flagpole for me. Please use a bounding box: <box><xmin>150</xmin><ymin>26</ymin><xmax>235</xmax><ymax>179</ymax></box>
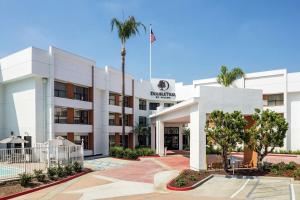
<box><xmin>149</xmin><ymin>24</ymin><xmax>152</xmax><ymax>80</ymax></box>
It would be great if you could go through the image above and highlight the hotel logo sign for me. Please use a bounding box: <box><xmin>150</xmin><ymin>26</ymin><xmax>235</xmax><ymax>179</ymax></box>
<box><xmin>150</xmin><ymin>79</ymin><xmax>176</xmax><ymax>99</ymax></box>
<box><xmin>157</xmin><ymin>80</ymin><xmax>169</xmax><ymax>91</ymax></box>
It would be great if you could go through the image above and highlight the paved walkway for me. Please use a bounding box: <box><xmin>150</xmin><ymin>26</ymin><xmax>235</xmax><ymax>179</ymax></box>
<box><xmin>12</xmin><ymin>155</ymin><xmax>300</xmax><ymax>200</ymax></box>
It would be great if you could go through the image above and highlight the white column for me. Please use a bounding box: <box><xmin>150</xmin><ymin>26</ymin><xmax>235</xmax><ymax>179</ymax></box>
<box><xmin>47</xmin><ymin>46</ymin><xmax>55</xmax><ymax>141</ymax></box>
<box><xmin>189</xmin><ymin>105</ymin><xmax>206</xmax><ymax>170</ymax></box>
<box><xmin>155</xmin><ymin>120</ymin><xmax>165</xmax><ymax>156</ymax></box>
<box><xmin>151</xmin><ymin>124</ymin><xmax>156</xmax><ymax>150</ymax></box>
<box><xmin>179</xmin><ymin>125</ymin><xmax>183</xmax><ymax>150</ymax></box>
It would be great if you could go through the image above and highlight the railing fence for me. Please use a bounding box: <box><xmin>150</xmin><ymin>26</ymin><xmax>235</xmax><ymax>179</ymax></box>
<box><xmin>0</xmin><ymin>145</ymin><xmax>83</xmax><ymax>181</ymax></box>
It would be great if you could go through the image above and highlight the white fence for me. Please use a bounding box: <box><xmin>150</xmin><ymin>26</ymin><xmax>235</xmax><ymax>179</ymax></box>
<box><xmin>0</xmin><ymin>145</ymin><xmax>83</xmax><ymax>181</ymax></box>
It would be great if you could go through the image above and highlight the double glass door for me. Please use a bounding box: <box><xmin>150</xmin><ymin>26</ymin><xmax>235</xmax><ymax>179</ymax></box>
<box><xmin>164</xmin><ymin>127</ymin><xmax>179</xmax><ymax>150</ymax></box>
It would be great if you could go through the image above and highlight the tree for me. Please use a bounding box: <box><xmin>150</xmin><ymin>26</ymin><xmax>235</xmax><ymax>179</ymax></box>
<box><xmin>111</xmin><ymin>16</ymin><xmax>146</xmax><ymax>148</ymax></box>
<box><xmin>217</xmin><ymin>65</ymin><xmax>245</xmax><ymax>87</ymax></box>
<box><xmin>245</xmin><ymin>109</ymin><xmax>288</xmax><ymax>168</ymax></box>
<box><xmin>133</xmin><ymin>123</ymin><xmax>150</xmax><ymax>147</ymax></box>
<box><xmin>205</xmin><ymin>110</ymin><xmax>247</xmax><ymax>171</ymax></box>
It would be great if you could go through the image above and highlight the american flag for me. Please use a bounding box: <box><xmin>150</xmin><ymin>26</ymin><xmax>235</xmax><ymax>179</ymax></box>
<box><xmin>150</xmin><ymin>29</ymin><xmax>156</xmax><ymax>43</ymax></box>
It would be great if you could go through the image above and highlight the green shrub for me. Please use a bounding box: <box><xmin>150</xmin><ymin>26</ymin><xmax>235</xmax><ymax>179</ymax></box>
<box><xmin>189</xmin><ymin>175</ymin><xmax>197</xmax><ymax>181</ymax></box>
<box><xmin>286</xmin><ymin>161</ymin><xmax>297</xmax><ymax>170</ymax></box>
<box><xmin>174</xmin><ymin>178</ymin><xmax>186</xmax><ymax>187</ymax></box>
<box><xmin>19</xmin><ymin>173</ymin><xmax>33</xmax><ymax>187</ymax></box>
<box><xmin>73</xmin><ymin>161</ymin><xmax>82</xmax><ymax>173</ymax></box>
<box><xmin>124</xmin><ymin>148</ymin><xmax>138</xmax><ymax>159</ymax></box>
<box><xmin>64</xmin><ymin>164</ymin><xmax>74</xmax><ymax>176</ymax></box>
<box><xmin>293</xmin><ymin>168</ymin><xmax>300</xmax><ymax>178</ymax></box>
<box><xmin>274</xmin><ymin>149</ymin><xmax>300</xmax><ymax>155</ymax></box>
<box><xmin>57</xmin><ymin>165</ymin><xmax>67</xmax><ymax>178</ymax></box>
<box><xmin>33</xmin><ymin>169</ymin><xmax>46</xmax><ymax>182</ymax></box>
<box><xmin>262</xmin><ymin>162</ymin><xmax>272</xmax><ymax>171</ymax></box>
<box><xmin>47</xmin><ymin>167</ymin><xmax>57</xmax><ymax>180</ymax></box>
<box><xmin>136</xmin><ymin>148</ymin><xmax>155</xmax><ymax>156</ymax></box>
<box><xmin>109</xmin><ymin>146</ymin><xmax>124</xmax><ymax>158</ymax></box>
<box><xmin>206</xmin><ymin>146</ymin><xmax>221</xmax><ymax>154</ymax></box>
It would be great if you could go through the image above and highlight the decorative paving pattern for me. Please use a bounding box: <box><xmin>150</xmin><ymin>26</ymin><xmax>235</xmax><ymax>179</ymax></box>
<box><xmin>84</xmin><ymin>158</ymin><xmax>129</xmax><ymax>171</ymax></box>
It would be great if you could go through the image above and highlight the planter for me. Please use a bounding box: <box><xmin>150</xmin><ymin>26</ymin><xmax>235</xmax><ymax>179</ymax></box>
<box><xmin>0</xmin><ymin>168</ymin><xmax>92</xmax><ymax>200</ymax></box>
<box><xmin>167</xmin><ymin>174</ymin><xmax>214</xmax><ymax>191</ymax></box>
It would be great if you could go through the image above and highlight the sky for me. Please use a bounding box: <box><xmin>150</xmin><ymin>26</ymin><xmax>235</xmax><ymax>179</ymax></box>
<box><xmin>0</xmin><ymin>0</ymin><xmax>300</xmax><ymax>83</ymax></box>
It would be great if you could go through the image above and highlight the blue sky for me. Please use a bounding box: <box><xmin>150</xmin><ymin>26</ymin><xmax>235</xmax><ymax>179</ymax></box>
<box><xmin>0</xmin><ymin>0</ymin><xmax>299</xmax><ymax>83</ymax></box>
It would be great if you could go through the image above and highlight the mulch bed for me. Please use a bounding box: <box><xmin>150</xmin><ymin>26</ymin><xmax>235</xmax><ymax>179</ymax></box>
<box><xmin>0</xmin><ymin>168</ymin><xmax>91</xmax><ymax>199</ymax></box>
<box><xmin>169</xmin><ymin>168</ymin><xmax>299</xmax><ymax>188</ymax></box>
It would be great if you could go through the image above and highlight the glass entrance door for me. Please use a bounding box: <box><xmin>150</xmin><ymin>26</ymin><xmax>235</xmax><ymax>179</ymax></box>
<box><xmin>164</xmin><ymin>127</ymin><xmax>179</xmax><ymax>150</ymax></box>
<box><xmin>164</xmin><ymin>134</ymin><xmax>179</xmax><ymax>150</ymax></box>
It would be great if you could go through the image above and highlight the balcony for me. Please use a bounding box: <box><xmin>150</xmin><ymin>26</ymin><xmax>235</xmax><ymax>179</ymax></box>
<box><xmin>54</xmin><ymin>97</ymin><xmax>92</xmax><ymax>110</ymax></box>
<box><xmin>54</xmin><ymin>123</ymin><xmax>92</xmax><ymax>133</ymax></box>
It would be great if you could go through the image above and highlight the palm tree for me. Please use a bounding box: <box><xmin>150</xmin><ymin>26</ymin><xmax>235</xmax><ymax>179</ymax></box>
<box><xmin>217</xmin><ymin>65</ymin><xmax>245</xmax><ymax>87</ymax></box>
<box><xmin>111</xmin><ymin>16</ymin><xmax>146</xmax><ymax>148</ymax></box>
<box><xmin>133</xmin><ymin>123</ymin><xmax>150</xmax><ymax>147</ymax></box>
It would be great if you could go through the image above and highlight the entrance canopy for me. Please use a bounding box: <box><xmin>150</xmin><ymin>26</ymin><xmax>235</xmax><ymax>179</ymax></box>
<box><xmin>150</xmin><ymin>86</ymin><xmax>263</xmax><ymax>171</ymax></box>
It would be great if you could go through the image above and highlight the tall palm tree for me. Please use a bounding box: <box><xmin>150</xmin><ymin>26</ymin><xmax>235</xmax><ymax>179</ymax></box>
<box><xmin>111</xmin><ymin>16</ymin><xmax>146</xmax><ymax>148</ymax></box>
<box><xmin>217</xmin><ymin>65</ymin><xmax>245</xmax><ymax>87</ymax></box>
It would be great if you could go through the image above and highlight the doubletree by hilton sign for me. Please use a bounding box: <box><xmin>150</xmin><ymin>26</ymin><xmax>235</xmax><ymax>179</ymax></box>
<box><xmin>150</xmin><ymin>79</ymin><xmax>176</xmax><ymax>99</ymax></box>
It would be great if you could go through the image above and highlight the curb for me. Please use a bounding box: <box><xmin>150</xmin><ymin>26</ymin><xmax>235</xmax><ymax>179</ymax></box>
<box><xmin>112</xmin><ymin>154</ymin><xmax>160</xmax><ymax>161</ymax></box>
<box><xmin>0</xmin><ymin>169</ymin><xmax>92</xmax><ymax>200</ymax></box>
<box><xmin>166</xmin><ymin>174</ymin><xmax>214</xmax><ymax>191</ymax></box>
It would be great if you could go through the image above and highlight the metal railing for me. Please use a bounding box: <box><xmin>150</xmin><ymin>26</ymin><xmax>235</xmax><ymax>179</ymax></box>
<box><xmin>0</xmin><ymin>145</ymin><xmax>83</xmax><ymax>181</ymax></box>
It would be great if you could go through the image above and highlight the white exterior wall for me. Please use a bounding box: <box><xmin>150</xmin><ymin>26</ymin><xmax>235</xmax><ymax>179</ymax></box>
<box><xmin>1</xmin><ymin>77</ymin><xmax>45</xmax><ymax>143</ymax></box>
<box><xmin>0</xmin><ymin>46</ymin><xmax>299</xmax><ymax>154</ymax></box>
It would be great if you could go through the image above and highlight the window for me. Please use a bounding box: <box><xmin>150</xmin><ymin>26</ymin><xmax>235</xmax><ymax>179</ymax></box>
<box><xmin>124</xmin><ymin>96</ymin><xmax>130</xmax><ymax>107</ymax></box>
<box><xmin>109</xmin><ymin>135</ymin><xmax>115</xmax><ymax>147</ymax></box>
<box><xmin>74</xmin><ymin>110</ymin><xmax>89</xmax><ymax>124</ymax></box>
<box><xmin>139</xmin><ymin>99</ymin><xmax>147</xmax><ymax>110</ymax></box>
<box><xmin>74</xmin><ymin>86</ymin><xmax>89</xmax><ymax>101</ymax></box>
<box><xmin>263</xmin><ymin>94</ymin><xmax>284</xmax><ymax>106</ymax></box>
<box><xmin>55</xmin><ymin>107</ymin><xmax>67</xmax><ymax>123</ymax></box>
<box><xmin>149</xmin><ymin>102</ymin><xmax>160</xmax><ymax>110</ymax></box>
<box><xmin>165</xmin><ymin>127</ymin><xmax>179</xmax><ymax>134</ymax></box>
<box><xmin>109</xmin><ymin>113</ymin><xmax>116</xmax><ymax>125</ymax></box>
<box><xmin>109</xmin><ymin>93</ymin><xmax>117</xmax><ymax>105</ymax></box>
<box><xmin>164</xmin><ymin>103</ymin><xmax>174</xmax><ymax>108</ymax></box>
<box><xmin>74</xmin><ymin>135</ymin><xmax>88</xmax><ymax>150</ymax></box>
<box><xmin>139</xmin><ymin>116</ymin><xmax>147</xmax><ymax>127</ymax></box>
<box><xmin>124</xmin><ymin>114</ymin><xmax>129</xmax><ymax>126</ymax></box>
<box><xmin>54</xmin><ymin>81</ymin><xmax>67</xmax><ymax>98</ymax></box>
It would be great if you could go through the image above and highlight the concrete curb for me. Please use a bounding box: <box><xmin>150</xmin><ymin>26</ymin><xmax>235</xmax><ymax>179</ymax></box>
<box><xmin>166</xmin><ymin>174</ymin><xmax>214</xmax><ymax>191</ymax></box>
<box><xmin>0</xmin><ymin>169</ymin><xmax>92</xmax><ymax>200</ymax></box>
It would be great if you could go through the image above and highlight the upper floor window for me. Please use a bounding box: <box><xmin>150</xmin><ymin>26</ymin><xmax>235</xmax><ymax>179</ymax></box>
<box><xmin>109</xmin><ymin>113</ymin><xmax>116</xmax><ymax>125</ymax></box>
<box><xmin>164</xmin><ymin>103</ymin><xmax>174</xmax><ymax>108</ymax></box>
<box><xmin>74</xmin><ymin>86</ymin><xmax>89</xmax><ymax>101</ymax></box>
<box><xmin>74</xmin><ymin>109</ymin><xmax>89</xmax><ymax>124</ymax></box>
<box><xmin>124</xmin><ymin>96</ymin><xmax>130</xmax><ymax>108</ymax></box>
<box><xmin>109</xmin><ymin>93</ymin><xmax>117</xmax><ymax>105</ymax></box>
<box><xmin>54</xmin><ymin>81</ymin><xmax>67</xmax><ymax>98</ymax></box>
<box><xmin>263</xmin><ymin>94</ymin><xmax>284</xmax><ymax>106</ymax></box>
<box><xmin>54</xmin><ymin>107</ymin><xmax>67</xmax><ymax>123</ymax></box>
<box><xmin>149</xmin><ymin>102</ymin><xmax>160</xmax><ymax>110</ymax></box>
<box><xmin>139</xmin><ymin>99</ymin><xmax>147</xmax><ymax>110</ymax></box>
<box><xmin>139</xmin><ymin>116</ymin><xmax>147</xmax><ymax>127</ymax></box>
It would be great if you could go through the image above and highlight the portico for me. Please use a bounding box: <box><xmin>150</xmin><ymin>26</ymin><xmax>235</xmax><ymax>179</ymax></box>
<box><xmin>150</xmin><ymin>86</ymin><xmax>263</xmax><ymax>171</ymax></box>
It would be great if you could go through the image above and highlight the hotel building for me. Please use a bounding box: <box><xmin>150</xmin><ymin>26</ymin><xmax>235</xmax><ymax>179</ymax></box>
<box><xmin>0</xmin><ymin>46</ymin><xmax>299</xmax><ymax>162</ymax></box>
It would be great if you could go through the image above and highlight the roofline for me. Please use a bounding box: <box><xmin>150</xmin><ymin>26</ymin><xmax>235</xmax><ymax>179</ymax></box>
<box><xmin>149</xmin><ymin>97</ymin><xmax>199</xmax><ymax>118</ymax></box>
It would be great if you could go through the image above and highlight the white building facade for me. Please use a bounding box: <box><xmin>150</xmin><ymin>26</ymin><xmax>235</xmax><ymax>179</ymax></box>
<box><xmin>0</xmin><ymin>46</ymin><xmax>299</xmax><ymax>158</ymax></box>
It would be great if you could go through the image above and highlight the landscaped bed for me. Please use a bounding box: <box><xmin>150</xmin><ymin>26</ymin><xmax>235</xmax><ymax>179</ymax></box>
<box><xmin>109</xmin><ymin>146</ymin><xmax>156</xmax><ymax>160</ymax></box>
<box><xmin>0</xmin><ymin>162</ymin><xmax>90</xmax><ymax>199</ymax></box>
<box><xmin>168</xmin><ymin>161</ymin><xmax>300</xmax><ymax>190</ymax></box>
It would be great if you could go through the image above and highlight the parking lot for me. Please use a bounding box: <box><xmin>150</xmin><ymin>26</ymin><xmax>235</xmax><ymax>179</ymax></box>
<box><xmin>187</xmin><ymin>175</ymin><xmax>298</xmax><ymax>200</ymax></box>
